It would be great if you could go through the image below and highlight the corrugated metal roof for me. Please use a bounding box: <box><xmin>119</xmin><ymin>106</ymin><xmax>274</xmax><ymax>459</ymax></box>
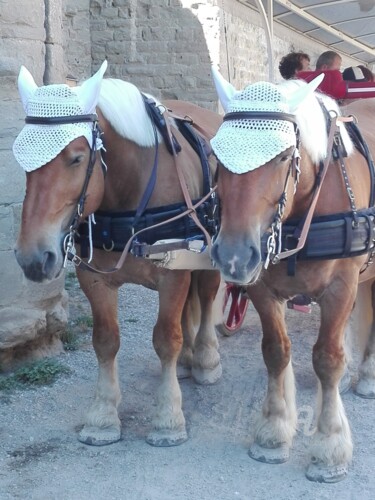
<box><xmin>244</xmin><ymin>0</ymin><xmax>375</xmax><ymax>66</ymax></box>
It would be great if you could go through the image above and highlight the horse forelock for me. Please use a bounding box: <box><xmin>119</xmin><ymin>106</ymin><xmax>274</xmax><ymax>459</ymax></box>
<box><xmin>97</xmin><ymin>79</ymin><xmax>161</xmax><ymax>147</ymax></box>
<box><xmin>278</xmin><ymin>80</ymin><xmax>353</xmax><ymax>165</ymax></box>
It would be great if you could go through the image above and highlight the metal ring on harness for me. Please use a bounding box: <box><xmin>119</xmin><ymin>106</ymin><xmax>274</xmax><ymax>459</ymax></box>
<box><xmin>103</xmin><ymin>240</ymin><xmax>115</xmax><ymax>252</ymax></box>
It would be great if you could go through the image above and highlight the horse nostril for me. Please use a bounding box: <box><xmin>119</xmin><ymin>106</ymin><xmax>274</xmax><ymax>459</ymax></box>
<box><xmin>42</xmin><ymin>250</ymin><xmax>58</xmax><ymax>276</ymax></box>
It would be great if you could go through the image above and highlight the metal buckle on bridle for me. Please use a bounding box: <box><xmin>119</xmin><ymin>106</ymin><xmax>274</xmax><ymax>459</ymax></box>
<box><xmin>63</xmin><ymin>227</ymin><xmax>77</xmax><ymax>268</ymax></box>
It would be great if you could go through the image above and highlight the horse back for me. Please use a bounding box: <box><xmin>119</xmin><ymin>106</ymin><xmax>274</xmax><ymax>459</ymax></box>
<box><xmin>343</xmin><ymin>98</ymin><xmax>375</xmax><ymax>145</ymax></box>
<box><xmin>163</xmin><ymin>100</ymin><xmax>222</xmax><ymax>140</ymax></box>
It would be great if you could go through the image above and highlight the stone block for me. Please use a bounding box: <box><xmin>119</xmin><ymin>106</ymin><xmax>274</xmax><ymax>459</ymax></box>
<box><xmin>0</xmin><ymin>151</ymin><xmax>26</xmax><ymax>205</ymax></box>
<box><xmin>0</xmin><ymin>207</ymin><xmax>14</xmax><ymax>251</ymax></box>
<box><xmin>0</xmin><ymin>307</ymin><xmax>46</xmax><ymax>348</ymax></box>
<box><xmin>0</xmin><ymin>252</ymin><xmax>28</xmax><ymax>306</ymax></box>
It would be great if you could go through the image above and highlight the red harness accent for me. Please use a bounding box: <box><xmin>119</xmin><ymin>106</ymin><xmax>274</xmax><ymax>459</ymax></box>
<box><xmin>297</xmin><ymin>69</ymin><xmax>375</xmax><ymax>100</ymax></box>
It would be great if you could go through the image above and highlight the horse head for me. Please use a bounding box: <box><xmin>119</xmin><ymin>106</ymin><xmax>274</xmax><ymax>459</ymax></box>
<box><xmin>210</xmin><ymin>70</ymin><xmax>324</xmax><ymax>284</ymax></box>
<box><xmin>13</xmin><ymin>62</ymin><xmax>108</xmax><ymax>282</ymax></box>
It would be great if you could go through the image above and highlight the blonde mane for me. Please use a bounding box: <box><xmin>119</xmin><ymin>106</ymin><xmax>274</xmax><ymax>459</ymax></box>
<box><xmin>278</xmin><ymin>79</ymin><xmax>353</xmax><ymax>164</ymax></box>
<box><xmin>98</xmin><ymin>79</ymin><xmax>162</xmax><ymax>147</ymax></box>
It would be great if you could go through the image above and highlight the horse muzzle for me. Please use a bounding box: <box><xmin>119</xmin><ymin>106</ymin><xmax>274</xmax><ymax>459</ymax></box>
<box><xmin>211</xmin><ymin>235</ymin><xmax>262</xmax><ymax>285</ymax></box>
<box><xmin>14</xmin><ymin>242</ymin><xmax>63</xmax><ymax>283</ymax></box>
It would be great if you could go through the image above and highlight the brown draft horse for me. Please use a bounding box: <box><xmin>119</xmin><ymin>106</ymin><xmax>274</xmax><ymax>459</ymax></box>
<box><xmin>13</xmin><ymin>61</ymin><xmax>223</xmax><ymax>447</ymax></box>
<box><xmin>210</xmin><ymin>70</ymin><xmax>375</xmax><ymax>482</ymax></box>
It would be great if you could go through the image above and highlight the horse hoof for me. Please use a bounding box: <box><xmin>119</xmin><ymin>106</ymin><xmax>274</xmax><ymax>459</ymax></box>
<box><xmin>177</xmin><ymin>364</ymin><xmax>192</xmax><ymax>380</ymax></box>
<box><xmin>146</xmin><ymin>428</ymin><xmax>188</xmax><ymax>447</ymax></box>
<box><xmin>306</xmin><ymin>461</ymin><xmax>348</xmax><ymax>483</ymax></box>
<box><xmin>354</xmin><ymin>379</ymin><xmax>375</xmax><ymax>398</ymax></box>
<box><xmin>248</xmin><ymin>442</ymin><xmax>289</xmax><ymax>464</ymax></box>
<box><xmin>192</xmin><ymin>362</ymin><xmax>222</xmax><ymax>385</ymax></box>
<box><xmin>78</xmin><ymin>425</ymin><xmax>121</xmax><ymax>446</ymax></box>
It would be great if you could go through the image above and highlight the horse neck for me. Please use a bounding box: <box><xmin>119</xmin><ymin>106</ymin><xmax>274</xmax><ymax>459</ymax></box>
<box><xmin>97</xmin><ymin>115</ymin><xmax>201</xmax><ymax>213</ymax></box>
<box><xmin>287</xmin><ymin>146</ymin><xmax>371</xmax><ymax>220</ymax></box>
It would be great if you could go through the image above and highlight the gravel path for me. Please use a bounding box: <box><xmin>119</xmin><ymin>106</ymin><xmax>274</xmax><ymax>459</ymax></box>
<box><xmin>0</xmin><ymin>273</ymin><xmax>374</xmax><ymax>500</ymax></box>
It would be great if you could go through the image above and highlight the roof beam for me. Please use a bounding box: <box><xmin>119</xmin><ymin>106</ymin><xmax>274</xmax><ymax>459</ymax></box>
<box><xmin>274</xmin><ymin>0</ymin><xmax>375</xmax><ymax>58</ymax></box>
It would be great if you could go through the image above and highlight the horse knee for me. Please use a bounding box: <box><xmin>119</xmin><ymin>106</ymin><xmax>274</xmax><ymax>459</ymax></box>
<box><xmin>262</xmin><ymin>337</ymin><xmax>291</xmax><ymax>377</ymax></box>
<box><xmin>313</xmin><ymin>344</ymin><xmax>345</xmax><ymax>384</ymax></box>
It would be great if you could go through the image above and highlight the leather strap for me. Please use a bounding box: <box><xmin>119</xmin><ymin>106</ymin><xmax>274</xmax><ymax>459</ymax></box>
<box><xmin>69</xmin><ymin>108</ymin><xmax>216</xmax><ymax>274</ymax></box>
<box><xmin>274</xmin><ymin>114</ymin><xmax>354</xmax><ymax>262</ymax></box>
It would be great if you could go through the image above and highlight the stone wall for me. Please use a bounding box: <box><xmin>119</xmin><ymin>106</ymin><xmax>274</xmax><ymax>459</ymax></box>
<box><xmin>0</xmin><ymin>0</ymin><xmax>360</xmax><ymax>370</ymax></box>
<box><xmin>0</xmin><ymin>0</ymin><xmax>68</xmax><ymax>370</ymax></box>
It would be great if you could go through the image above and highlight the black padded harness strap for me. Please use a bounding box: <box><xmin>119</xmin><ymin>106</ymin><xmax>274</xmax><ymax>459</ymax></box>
<box><xmin>77</xmin><ymin>198</ymin><xmax>218</xmax><ymax>255</ymax></box>
<box><xmin>261</xmin><ymin>207</ymin><xmax>375</xmax><ymax>262</ymax></box>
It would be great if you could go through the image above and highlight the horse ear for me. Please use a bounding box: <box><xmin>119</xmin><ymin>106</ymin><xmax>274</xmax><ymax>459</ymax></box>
<box><xmin>17</xmin><ymin>66</ymin><xmax>38</xmax><ymax>113</ymax></box>
<box><xmin>211</xmin><ymin>66</ymin><xmax>237</xmax><ymax>113</ymax></box>
<box><xmin>74</xmin><ymin>60</ymin><xmax>108</xmax><ymax>113</ymax></box>
<box><xmin>288</xmin><ymin>74</ymin><xmax>325</xmax><ymax>112</ymax></box>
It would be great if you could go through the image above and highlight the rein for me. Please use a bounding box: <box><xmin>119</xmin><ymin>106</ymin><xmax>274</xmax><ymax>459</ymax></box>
<box><xmin>24</xmin><ymin>113</ymin><xmax>106</xmax><ymax>267</ymax></box>
<box><xmin>269</xmin><ymin>113</ymin><xmax>355</xmax><ymax>265</ymax></box>
<box><xmin>57</xmin><ymin>106</ymin><xmax>216</xmax><ymax>275</ymax></box>
<box><xmin>223</xmin><ymin>108</ymin><xmax>355</xmax><ymax>267</ymax></box>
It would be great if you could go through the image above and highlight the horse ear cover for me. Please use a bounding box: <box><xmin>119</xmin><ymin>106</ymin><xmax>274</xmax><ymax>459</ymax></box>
<box><xmin>13</xmin><ymin>61</ymin><xmax>108</xmax><ymax>172</ymax></box>
<box><xmin>74</xmin><ymin>60</ymin><xmax>108</xmax><ymax>113</ymax></box>
<box><xmin>211</xmin><ymin>66</ymin><xmax>238</xmax><ymax>113</ymax></box>
<box><xmin>18</xmin><ymin>66</ymin><xmax>39</xmax><ymax>113</ymax></box>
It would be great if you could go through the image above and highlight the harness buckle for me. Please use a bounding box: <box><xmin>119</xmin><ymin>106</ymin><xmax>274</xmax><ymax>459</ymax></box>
<box><xmin>63</xmin><ymin>228</ymin><xmax>76</xmax><ymax>268</ymax></box>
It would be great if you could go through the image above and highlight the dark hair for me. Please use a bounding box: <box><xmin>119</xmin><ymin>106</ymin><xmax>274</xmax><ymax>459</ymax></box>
<box><xmin>315</xmin><ymin>51</ymin><xmax>341</xmax><ymax>70</ymax></box>
<box><xmin>279</xmin><ymin>51</ymin><xmax>310</xmax><ymax>80</ymax></box>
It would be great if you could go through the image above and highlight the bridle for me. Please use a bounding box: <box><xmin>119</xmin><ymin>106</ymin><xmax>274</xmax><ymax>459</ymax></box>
<box><xmin>25</xmin><ymin>113</ymin><xmax>106</xmax><ymax>265</ymax></box>
<box><xmin>223</xmin><ymin>110</ymin><xmax>301</xmax><ymax>268</ymax></box>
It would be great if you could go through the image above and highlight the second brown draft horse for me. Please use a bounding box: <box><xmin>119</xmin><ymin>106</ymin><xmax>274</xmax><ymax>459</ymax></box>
<box><xmin>210</xmin><ymin>69</ymin><xmax>375</xmax><ymax>482</ymax></box>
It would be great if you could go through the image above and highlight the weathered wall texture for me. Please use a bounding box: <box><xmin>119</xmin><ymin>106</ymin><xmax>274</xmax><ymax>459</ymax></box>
<box><xmin>0</xmin><ymin>0</ymin><xmax>68</xmax><ymax>370</ymax></box>
<box><xmin>0</xmin><ymin>0</ymin><xmax>360</xmax><ymax>369</ymax></box>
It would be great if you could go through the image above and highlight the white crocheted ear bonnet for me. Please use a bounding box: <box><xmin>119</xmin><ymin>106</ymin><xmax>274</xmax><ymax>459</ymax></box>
<box><xmin>13</xmin><ymin>62</ymin><xmax>107</xmax><ymax>172</ymax></box>
<box><xmin>211</xmin><ymin>81</ymin><xmax>296</xmax><ymax>174</ymax></box>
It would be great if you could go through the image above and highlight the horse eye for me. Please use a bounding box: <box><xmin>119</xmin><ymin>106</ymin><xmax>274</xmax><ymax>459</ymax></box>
<box><xmin>280</xmin><ymin>155</ymin><xmax>291</xmax><ymax>163</ymax></box>
<box><xmin>70</xmin><ymin>155</ymin><xmax>84</xmax><ymax>166</ymax></box>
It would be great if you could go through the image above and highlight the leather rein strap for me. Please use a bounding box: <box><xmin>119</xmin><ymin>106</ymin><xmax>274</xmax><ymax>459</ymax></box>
<box><xmin>273</xmin><ymin>113</ymin><xmax>354</xmax><ymax>263</ymax></box>
<box><xmin>67</xmin><ymin>108</ymin><xmax>216</xmax><ymax>274</ymax></box>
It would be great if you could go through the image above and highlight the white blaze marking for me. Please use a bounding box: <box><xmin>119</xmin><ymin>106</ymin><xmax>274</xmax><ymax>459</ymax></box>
<box><xmin>228</xmin><ymin>255</ymin><xmax>239</xmax><ymax>275</ymax></box>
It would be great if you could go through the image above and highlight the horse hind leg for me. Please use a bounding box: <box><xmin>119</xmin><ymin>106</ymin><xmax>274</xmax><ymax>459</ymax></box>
<box><xmin>355</xmin><ymin>279</ymin><xmax>375</xmax><ymax>398</ymax></box>
<box><xmin>190</xmin><ymin>270</ymin><xmax>223</xmax><ymax>385</ymax></box>
<box><xmin>178</xmin><ymin>277</ymin><xmax>197</xmax><ymax>379</ymax></box>
<box><xmin>76</xmin><ymin>271</ymin><xmax>122</xmax><ymax>446</ymax></box>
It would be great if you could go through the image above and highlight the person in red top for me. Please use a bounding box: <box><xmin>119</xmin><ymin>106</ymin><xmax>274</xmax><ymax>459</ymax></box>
<box><xmin>297</xmin><ymin>51</ymin><xmax>375</xmax><ymax>101</ymax></box>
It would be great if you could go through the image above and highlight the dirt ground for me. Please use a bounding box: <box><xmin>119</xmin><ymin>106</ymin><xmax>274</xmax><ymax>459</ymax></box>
<box><xmin>1</xmin><ymin>271</ymin><xmax>375</xmax><ymax>500</ymax></box>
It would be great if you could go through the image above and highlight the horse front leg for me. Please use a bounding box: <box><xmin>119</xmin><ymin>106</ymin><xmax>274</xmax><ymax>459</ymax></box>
<box><xmin>307</xmin><ymin>283</ymin><xmax>356</xmax><ymax>483</ymax></box>
<box><xmin>146</xmin><ymin>270</ymin><xmax>191</xmax><ymax>447</ymax></box>
<box><xmin>247</xmin><ymin>285</ymin><xmax>297</xmax><ymax>464</ymax></box>
<box><xmin>76</xmin><ymin>270</ymin><xmax>121</xmax><ymax>446</ymax></box>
